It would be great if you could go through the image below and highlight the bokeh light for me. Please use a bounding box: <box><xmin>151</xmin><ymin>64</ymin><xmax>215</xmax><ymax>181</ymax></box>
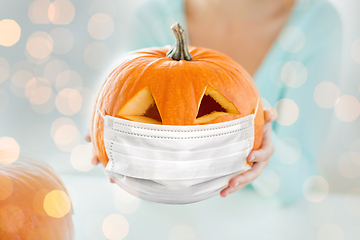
<box><xmin>48</xmin><ymin>0</ymin><xmax>75</xmax><ymax>25</ymax></box>
<box><xmin>10</xmin><ymin>70</ymin><xmax>35</xmax><ymax>98</ymax></box>
<box><xmin>306</xmin><ymin>202</ymin><xmax>334</xmax><ymax>227</ymax></box>
<box><xmin>102</xmin><ymin>214</ymin><xmax>129</xmax><ymax>240</ymax></box>
<box><xmin>49</xmin><ymin>27</ymin><xmax>74</xmax><ymax>54</ymax></box>
<box><xmin>334</xmin><ymin>95</ymin><xmax>360</xmax><ymax>122</ymax></box>
<box><xmin>0</xmin><ymin>57</ymin><xmax>10</xmax><ymax>83</ymax></box>
<box><xmin>275</xmin><ymin>137</ymin><xmax>302</xmax><ymax>164</ymax></box>
<box><xmin>280</xmin><ymin>61</ymin><xmax>307</xmax><ymax>88</ymax></box>
<box><xmin>303</xmin><ymin>176</ymin><xmax>329</xmax><ymax>202</ymax></box>
<box><xmin>169</xmin><ymin>225</ymin><xmax>196</xmax><ymax>240</ymax></box>
<box><xmin>85</xmin><ymin>214</ymin><xmax>107</xmax><ymax>240</ymax></box>
<box><xmin>30</xmin><ymin>92</ymin><xmax>56</xmax><ymax>114</ymax></box>
<box><xmin>317</xmin><ymin>224</ymin><xmax>344</xmax><ymax>240</ymax></box>
<box><xmin>0</xmin><ymin>88</ymin><xmax>9</xmax><ymax>114</ymax></box>
<box><xmin>25</xmin><ymin>77</ymin><xmax>52</xmax><ymax>105</ymax></box>
<box><xmin>51</xmin><ymin>117</ymin><xmax>75</xmax><ymax>138</ymax></box>
<box><xmin>84</xmin><ymin>42</ymin><xmax>110</xmax><ymax>69</ymax></box>
<box><xmin>70</xmin><ymin>145</ymin><xmax>94</xmax><ymax>172</ymax></box>
<box><xmin>55</xmin><ymin>70</ymin><xmax>82</xmax><ymax>92</ymax></box>
<box><xmin>44</xmin><ymin>59</ymin><xmax>70</xmax><ymax>84</ymax></box>
<box><xmin>274</xmin><ymin>99</ymin><xmax>299</xmax><ymax>126</ymax></box>
<box><xmin>0</xmin><ymin>175</ymin><xmax>14</xmax><ymax>201</ymax></box>
<box><xmin>54</xmin><ymin>125</ymin><xmax>78</xmax><ymax>145</ymax></box>
<box><xmin>88</xmin><ymin>13</ymin><xmax>114</xmax><ymax>40</ymax></box>
<box><xmin>278</xmin><ymin>26</ymin><xmax>306</xmax><ymax>53</ymax></box>
<box><xmin>90</xmin><ymin>0</ymin><xmax>117</xmax><ymax>17</ymax></box>
<box><xmin>351</xmin><ymin>38</ymin><xmax>360</xmax><ymax>64</ymax></box>
<box><xmin>113</xmin><ymin>185</ymin><xmax>140</xmax><ymax>214</ymax></box>
<box><xmin>0</xmin><ymin>137</ymin><xmax>20</xmax><ymax>164</ymax></box>
<box><xmin>26</xmin><ymin>31</ymin><xmax>53</xmax><ymax>59</ymax></box>
<box><xmin>24</xmin><ymin>77</ymin><xmax>55</xmax><ymax>113</ymax></box>
<box><xmin>55</xmin><ymin>88</ymin><xmax>82</xmax><ymax>115</ymax></box>
<box><xmin>0</xmin><ymin>19</ymin><xmax>21</xmax><ymax>47</ymax></box>
<box><xmin>344</xmin><ymin>188</ymin><xmax>360</xmax><ymax>216</ymax></box>
<box><xmin>43</xmin><ymin>190</ymin><xmax>71</xmax><ymax>218</ymax></box>
<box><xmin>252</xmin><ymin>169</ymin><xmax>280</xmax><ymax>197</ymax></box>
<box><xmin>314</xmin><ymin>81</ymin><xmax>340</xmax><ymax>108</ymax></box>
<box><xmin>51</xmin><ymin>117</ymin><xmax>81</xmax><ymax>152</ymax></box>
<box><xmin>28</xmin><ymin>0</ymin><xmax>51</xmax><ymax>24</ymax></box>
<box><xmin>338</xmin><ymin>151</ymin><xmax>360</xmax><ymax>179</ymax></box>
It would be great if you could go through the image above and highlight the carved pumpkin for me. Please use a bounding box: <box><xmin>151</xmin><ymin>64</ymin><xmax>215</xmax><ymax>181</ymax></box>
<box><xmin>92</xmin><ymin>23</ymin><xmax>264</xmax><ymax>166</ymax></box>
<box><xmin>0</xmin><ymin>157</ymin><xmax>74</xmax><ymax>240</ymax></box>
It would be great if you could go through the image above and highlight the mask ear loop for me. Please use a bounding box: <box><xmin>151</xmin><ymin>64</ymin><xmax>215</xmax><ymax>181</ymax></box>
<box><xmin>96</xmin><ymin>104</ymin><xmax>105</xmax><ymax>120</ymax></box>
<box><xmin>254</xmin><ymin>98</ymin><xmax>260</xmax><ymax>117</ymax></box>
<box><xmin>248</xmin><ymin>98</ymin><xmax>260</xmax><ymax>168</ymax></box>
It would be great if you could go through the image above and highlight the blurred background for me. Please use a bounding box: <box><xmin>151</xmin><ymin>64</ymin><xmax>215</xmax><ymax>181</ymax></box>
<box><xmin>0</xmin><ymin>0</ymin><xmax>360</xmax><ymax>239</ymax></box>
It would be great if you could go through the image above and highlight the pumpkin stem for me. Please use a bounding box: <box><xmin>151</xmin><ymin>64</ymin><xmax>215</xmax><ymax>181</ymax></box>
<box><xmin>166</xmin><ymin>22</ymin><xmax>192</xmax><ymax>61</ymax></box>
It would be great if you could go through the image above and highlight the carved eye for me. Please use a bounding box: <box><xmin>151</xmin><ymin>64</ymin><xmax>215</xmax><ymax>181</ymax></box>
<box><xmin>117</xmin><ymin>85</ymin><xmax>240</xmax><ymax>125</ymax></box>
<box><xmin>194</xmin><ymin>86</ymin><xmax>240</xmax><ymax>124</ymax></box>
<box><xmin>117</xmin><ymin>86</ymin><xmax>162</xmax><ymax>124</ymax></box>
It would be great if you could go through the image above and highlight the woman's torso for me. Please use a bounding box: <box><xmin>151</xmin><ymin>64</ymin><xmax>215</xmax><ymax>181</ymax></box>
<box><xmin>185</xmin><ymin>0</ymin><xmax>296</xmax><ymax>76</ymax></box>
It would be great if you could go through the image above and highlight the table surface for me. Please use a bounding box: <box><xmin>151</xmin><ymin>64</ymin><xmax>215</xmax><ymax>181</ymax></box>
<box><xmin>61</xmin><ymin>175</ymin><xmax>360</xmax><ymax>240</ymax></box>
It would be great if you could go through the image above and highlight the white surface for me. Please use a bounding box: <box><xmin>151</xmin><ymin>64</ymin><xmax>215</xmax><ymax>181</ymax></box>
<box><xmin>62</xmin><ymin>174</ymin><xmax>360</xmax><ymax>240</ymax></box>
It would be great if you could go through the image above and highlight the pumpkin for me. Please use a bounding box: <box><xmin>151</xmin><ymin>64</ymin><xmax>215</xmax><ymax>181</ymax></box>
<box><xmin>0</xmin><ymin>156</ymin><xmax>74</xmax><ymax>240</ymax></box>
<box><xmin>92</xmin><ymin>23</ymin><xmax>264</xmax><ymax>166</ymax></box>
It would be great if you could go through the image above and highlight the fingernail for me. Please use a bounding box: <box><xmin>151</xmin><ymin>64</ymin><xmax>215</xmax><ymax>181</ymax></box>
<box><xmin>233</xmin><ymin>182</ymin><xmax>239</xmax><ymax>188</ymax></box>
<box><xmin>249</xmin><ymin>156</ymin><xmax>255</xmax><ymax>162</ymax></box>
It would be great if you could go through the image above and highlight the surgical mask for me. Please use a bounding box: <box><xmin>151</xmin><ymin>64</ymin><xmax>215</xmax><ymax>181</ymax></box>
<box><xmin>97</xmin><ymin>100</ymin><xmax>258</xmax><ymax>204</ymax></box>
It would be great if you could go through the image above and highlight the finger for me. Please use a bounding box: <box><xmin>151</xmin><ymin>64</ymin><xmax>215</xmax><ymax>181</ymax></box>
<box><xmin>91</xmin><ymin>155</ymin><xmax>100</xmax><ymax>165</ymax></box>
<box><xmin>228</xmin><ymin>183</ymin><xmax>248</xmax><ymax>195</ymax></box>
<box><xmin>247</xmin><ymin>140</ymin><xmax>274</xmax><ymax>163</ymax></box>
<box><xmin>247</xmin><ymin>123</ymin><xmax>274</xmax><ymax>163</ymax></box>
<box><xmin>228</xmin><ymin>161</ymin><xmax>269</xmax><ymax>188</ymax></box>
<box><xmin>264</xmin><ymin>109</ymin><xmax>272</xmax><ymax>122</ymax></box>
<box><xmin>220</xmin><ymin>182</ymin><xmax>248</xmax><ymax>197</ymax></box>
<box><xmin>85</xmin><ymin>134</ymin><xmax>91</xmax><ymax>143</ymax></box>
<box><xmin>264</xmin><ymin>108</ymin><xmax>278</xmax><ymax>122</ymax></box>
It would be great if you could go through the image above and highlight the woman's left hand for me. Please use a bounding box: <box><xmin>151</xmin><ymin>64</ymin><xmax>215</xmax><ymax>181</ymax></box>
<box><xmin>220</xmin><ymin>108</ymin><xmax>277</xmax><ymax>197</ymax></box>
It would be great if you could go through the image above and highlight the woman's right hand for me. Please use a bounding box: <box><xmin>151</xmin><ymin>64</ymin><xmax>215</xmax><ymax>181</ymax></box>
<box><xmin>85</xmin><ymin>134</ymin><xmax>115</xmax><ymax>183</ymax></box>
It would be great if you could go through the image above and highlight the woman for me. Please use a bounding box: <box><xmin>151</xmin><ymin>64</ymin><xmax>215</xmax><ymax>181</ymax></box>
<box><xmin>89</xmin><ymin>0</ymin><xmax>342</xmax><ymax>204</ymax></box>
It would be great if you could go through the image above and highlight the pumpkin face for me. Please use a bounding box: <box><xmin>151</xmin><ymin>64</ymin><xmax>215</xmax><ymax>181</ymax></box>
<box><xmin>0</xmin><ymin>157</ymin><xmax>74</xmax><ymax>240</ymax></box>
<box><xmin>92</xmin><ymin>23</ymin><xmax>264</xmax><ymax>166</ymax></box>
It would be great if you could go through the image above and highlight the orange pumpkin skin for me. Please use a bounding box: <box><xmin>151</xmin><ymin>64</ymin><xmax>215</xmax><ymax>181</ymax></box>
<box><xmin>92</xmin><ymin>46</ymin><xmax>264</xmax><ymax>167</ymax></box>
<box><xmin>0</xmin><ymin>157</ymin><xmax>74</xmax><ymax>240</ymax></box>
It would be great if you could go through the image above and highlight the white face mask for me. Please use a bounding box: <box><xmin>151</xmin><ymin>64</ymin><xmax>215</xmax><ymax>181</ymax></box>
<box><xmin>97</xmin><ymin>100</ymin><xmax>258</xmax><ymax>204</ymax></box>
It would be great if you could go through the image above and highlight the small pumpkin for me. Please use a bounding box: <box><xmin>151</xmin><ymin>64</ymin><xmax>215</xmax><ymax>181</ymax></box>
<box><xmin>92</xmin><ymin>23</ymin><xmax>264</xmax><ymax>166</ymax></box>
<box><xmin>0</xmin><ymin>156</ymin><xmax>74</xmax><ymax>240</ymax></box>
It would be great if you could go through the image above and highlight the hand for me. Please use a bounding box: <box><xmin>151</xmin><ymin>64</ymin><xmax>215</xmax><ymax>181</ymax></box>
<box><xmin>220</xmin><ymin>108</ymin><xmax>277</xmax><ymax>197</ymax></box>
<box><xmin>85</xmin><ymin>134</ymin><xmax>115</xmax><ymax>183</ymax></box>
